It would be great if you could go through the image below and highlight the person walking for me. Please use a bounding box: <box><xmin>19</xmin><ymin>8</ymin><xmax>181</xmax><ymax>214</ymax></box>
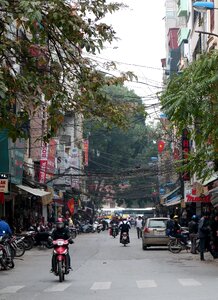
<box><xmin>135</xmin><ymin>216</ymin><xmax>143</xmax><ymax>239</ymax></box>
<box><xmin>210</xmin><ymin>213</ymin><xmax>218</xmax><ymax>258</ymax></box>
<box><xmin>188</xmin><ymin>215</ymin><xmax>198</xmax><ymax>254</ymax></box>
<box><xmin>198</xmin><ymin>212</ymin><xmax>214</xmax><ymax>261</ymax></box>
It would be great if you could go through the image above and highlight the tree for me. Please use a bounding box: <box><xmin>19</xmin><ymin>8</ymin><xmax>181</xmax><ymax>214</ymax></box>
<box><xmin>84</xmin><ymin>85</ymin><xmax>160</xmax><ymax>207</ymax></box>
<box><xmin>0</xmin><ymin>0</ymin><xmax>137</xmax><ymax>141</ymax></box>
<box><xmin>160</xmin><ymin>51</ymin><xmax>218</xmax><ymax>180</ymax></box>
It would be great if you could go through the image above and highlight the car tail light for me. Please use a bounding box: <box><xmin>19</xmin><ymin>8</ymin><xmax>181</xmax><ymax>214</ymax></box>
<box><xmin>143</xmin><ymin>227</ymin><xmax>150</xmax><ymax>233</ymax></box>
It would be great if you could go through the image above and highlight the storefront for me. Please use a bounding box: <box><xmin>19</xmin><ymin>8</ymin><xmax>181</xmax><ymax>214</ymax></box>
<box><xmin>161</xmin><ymin>186</ymin><xmax>182</xmax><ymax>215</ymax></box>
<box><xmin>14</xmin><ymin>184</ymin><xmax>52</xmax><ymax>230</ymax></box>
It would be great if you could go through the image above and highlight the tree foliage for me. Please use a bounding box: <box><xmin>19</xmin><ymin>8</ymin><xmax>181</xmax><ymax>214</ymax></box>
<box><xmin>84</xmin><ymin>85</ymin><xmax>159</xmax><ymax>207</ymax></box>
<box><xmin>0</xmin><ymin>0</ymin><xmax>138</xmax><ymax>141</ymax></box>
<box><xmin>160</xmin><ymin>51</ymin><xmax>218</xmax><ymax>179</ymax></box>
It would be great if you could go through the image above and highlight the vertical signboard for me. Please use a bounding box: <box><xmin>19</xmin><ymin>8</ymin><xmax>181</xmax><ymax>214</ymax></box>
<box><xmin>9</xmin><ymin>139</ymin><xmax>25</xmax><ymax>185</ymax></box>
<box><xmin>0</xmin><ymin>130</ymin><xmax>9</xmax><ymax>173</ymax></box>
<box><xmin>182</xmin><ymin>128</ymin><xmax>190</xmax><ymax>181</ymax></box>
<box><xmin>83</xmin><ymin>139</ymin><xmax>89</xmax><ymax>166</ymax></box>
<box><xmin>39</xmin><ymin>140</ymin><xmax>57</xmax><ymax>183</ymax></box>
<box><xmin>39</xmin><ymin>143</ymin><xmax>48</xmax><ymax>183</ymax></box>
<box><xmin>46</xmin><ymin>139</ymin><xmax>57</xmax><ymax>180</ymax></box>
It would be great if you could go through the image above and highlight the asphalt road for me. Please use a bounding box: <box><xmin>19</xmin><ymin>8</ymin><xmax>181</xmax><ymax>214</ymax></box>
<box><xmin>0</xmin><ymin>228</ymin><xmax>218</xmax><ymax>300</ymax></box>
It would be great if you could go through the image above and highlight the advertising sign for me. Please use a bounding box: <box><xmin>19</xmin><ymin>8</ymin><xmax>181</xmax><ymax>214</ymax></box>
<box><xmin>0</xmin><ymin>178</ymin><xmax>8</xmax><ymax>193</ymax></box>
<box><xmin>9</xmin><ymin>139</ymin><xmax>25</xmax><ymax>185</ymax></box>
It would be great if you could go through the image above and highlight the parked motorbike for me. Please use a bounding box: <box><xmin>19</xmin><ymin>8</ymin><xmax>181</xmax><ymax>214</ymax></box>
<box><xmin>120</xmin><ymin>232</ymin><xmax>129</xmax><ymax>246</ymax></box>
<box><xmin>81</xmin><ymin>223</ymin><xmax>95</xmax><ymax>233</ymax></box>
<box><xmin>52</xmin><ymin>239</ymin><xmax>71</xmax><ymax>282</ymax></box>
<box><xmin>13</xmin><ymin>236</ymin><xmax>26</xmax><ymax>257</ymax></box>
<box><xmin>0</xmin><ymin>235</ymin><xmax>15</xmax><ymax>269</ymax></box>
<box><xmin>16</xmin><ymin>231</ymin><xmax>35</xmax><ymax>250</ymax></box>
<box><xmin>69</xmin><ymin>226</ymin><xmax>77</xmax><ymax>239</ymax></box>
<box><xmin>97</xmin><ymin>223</ymin><xmax>104</xmax><ymax>233</ymax></box>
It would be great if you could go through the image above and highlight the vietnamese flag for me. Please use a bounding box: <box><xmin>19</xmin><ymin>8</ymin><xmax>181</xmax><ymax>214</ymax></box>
<box><xmin>67</xmin><ymin>198</ymin><xmax>75</xmax><ymax>214</ymax></box>
<box><xmin>158</xmin><ymin>140</ymin><xmax>165</xmax><ymax>153</ymax></box>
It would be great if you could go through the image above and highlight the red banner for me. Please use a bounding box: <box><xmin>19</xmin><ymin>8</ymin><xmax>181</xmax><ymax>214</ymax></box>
<box><xmin>67</xmin><ymin>198</ymin><xmax>75</xmax><ymax>214</ymax></box>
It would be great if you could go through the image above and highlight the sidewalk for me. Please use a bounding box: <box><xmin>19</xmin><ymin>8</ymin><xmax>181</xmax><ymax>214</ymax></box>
<box><xmin>176</xmin><ymin>249</ymin><xmax>218</xmax><ymax>266</ymax></box>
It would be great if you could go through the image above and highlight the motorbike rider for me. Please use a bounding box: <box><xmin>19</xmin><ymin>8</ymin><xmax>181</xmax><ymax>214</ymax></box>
<box><xmin>0</xmin><ymin>216</ymin><xmax>12</xmax><ymax>237</ymax></box>
<box><xmin>109</xmin><ymin>217</ymin><xmax>119</xmax><ymax>236</ymax></box>
<box><xmin>50</xmin><ymin>217</ymin><xmax>73</xmax><ymax>273</ymax></box>
<box><xmin>119</xmin><ymin>218</ymin><xmax>131</xmax><ymax>243</ymax></box>
<box><xmin>166</xmin><ymin>215</ymin><xmax>188</xmax><ymax>246</ymax></box>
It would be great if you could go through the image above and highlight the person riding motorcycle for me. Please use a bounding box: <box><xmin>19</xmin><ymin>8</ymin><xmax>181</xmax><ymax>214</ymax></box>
<box><xmin>167</xmin><ymin>215</ymin><xmax>188</xmax><ymax>246</ymax></box>
<box><xmin>119</xmin><ymin>219</ymin><xmax>131</xmax><ymax>243</ymax></box>
<box><xmin>109</xmin><ymin>217</ymin><xmax>119</xmax><ymax>236</ymax></box>
<box><xmin>50</xmin><ymin>217</ymin><xmax>73</xmax><ymax>273</ymax></box>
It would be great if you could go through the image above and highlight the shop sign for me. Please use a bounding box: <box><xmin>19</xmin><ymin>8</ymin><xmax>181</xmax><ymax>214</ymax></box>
<box><xmin>186</xmin><ymin>194</ymin><xmax>211</xmax><ymax>203</ymax></box>
<box><xmin>0</xmin><ymin>178</ymin><xmax>8</xmax><ymax>193</ymax></box>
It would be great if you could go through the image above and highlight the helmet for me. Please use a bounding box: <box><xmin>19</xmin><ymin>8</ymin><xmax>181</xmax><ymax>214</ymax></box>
<box><xmin>56</xmin><ymin>218</ymin><xmax>64</xmax><ymax>229</ymax></box>
<box><xmin>173</xmin><ymin>215</ymin><xmax>179</xmax><ymax>219</ymax></box>
<box><xmin>192</xmin><ymin>215</ymin><xmax>197</xmax><ymax>221</ymax></box>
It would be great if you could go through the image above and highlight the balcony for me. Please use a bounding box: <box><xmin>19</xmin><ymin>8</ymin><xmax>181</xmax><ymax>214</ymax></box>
<box><xmin>177</xmin><ymin>0</ymin><xmax>188</xmax><ymax>17</ymax></box>
<box><xmin>178</xmin><ymin>28</ymin><xmax>190</xmax><ymax>46</ymax></box>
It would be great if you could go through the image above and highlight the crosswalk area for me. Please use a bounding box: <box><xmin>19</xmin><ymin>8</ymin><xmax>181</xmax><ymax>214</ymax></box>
<box><xmin>0</xmin><ymin>278</ymin><xmax>209</xmax><ymax>294</ymax></box>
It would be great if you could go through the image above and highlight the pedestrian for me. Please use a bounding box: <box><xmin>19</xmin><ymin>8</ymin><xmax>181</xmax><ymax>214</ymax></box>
<box><xmin>135</xmin><ymin>216</ymin><xmax>143</xmax><ymax>239</ymax></box>
<box><xmin>210</xmin><ymin>213</ymin><xmax>218</xmax><ymax>258</ymax></box>
<box><xmin>0</xmin><ymin>216</ymin><xmax>12</xmax><ymax>237</ymax></box>
<box><xmin>198</xmin><ymin>211</ymin><xmax>214</xmax><ymax>261</ymax></box>
<box><xmin>188</xmin><ymin>215</ymin><xmax>198</xmax><ymax>254</ymax></box>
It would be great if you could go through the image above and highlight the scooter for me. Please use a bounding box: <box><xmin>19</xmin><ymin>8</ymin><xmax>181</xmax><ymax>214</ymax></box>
<box><xmin>111</xmin><ymin>224</ymin><xmax>119</xmax><ymax>238</ymax></box>
<box><xmin>120</xmin><ymin>232</ymin><xmax>129</xmax><ymax>246</ymax></box>
<box><xmin>52</xmin><ymin>239</ymin><xmax>70</xmax><ymax>282</ymax></box>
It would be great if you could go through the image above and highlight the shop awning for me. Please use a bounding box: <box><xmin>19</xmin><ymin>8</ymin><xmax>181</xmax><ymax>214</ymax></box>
<box><xmin>201</xmin><ymin>173</ymin><xmax>218</xmax><ymax>186</ymax></box>
<box><xmin>163</xmin><ymin>195</ymin><xmax>182</xmax><ymax>207</ymax></box>
<box><xmin>16</xmin><ymin>184</ymin><xmax>51</xmax><ymax>197</ymax></box>
<box><xmin>162</xmin><ymin>186</ymin><xmax>181</xmax><ymax>200</ymax></box>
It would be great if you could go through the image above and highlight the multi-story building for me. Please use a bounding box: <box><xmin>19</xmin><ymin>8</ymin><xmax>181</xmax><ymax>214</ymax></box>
<box><xmin>161</xmin><ymin>0</ymin><xmax>218</xmax><ymax>216</ymax></box>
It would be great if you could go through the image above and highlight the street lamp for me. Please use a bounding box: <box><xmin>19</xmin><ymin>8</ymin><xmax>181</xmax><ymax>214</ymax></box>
<box><xmin>193</xmin><ymin>2</ymin><xmax>216</xmax><ymax>12</ymax></box>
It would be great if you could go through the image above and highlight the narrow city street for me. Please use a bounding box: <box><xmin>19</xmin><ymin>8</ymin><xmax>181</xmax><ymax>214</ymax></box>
<box><xmin>0</xmin><ymin>229</ymin><xmax>218</xmax><ymax>300</ymax></box>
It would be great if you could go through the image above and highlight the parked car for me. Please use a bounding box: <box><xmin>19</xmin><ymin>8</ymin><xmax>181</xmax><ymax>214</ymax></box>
<box><xmin>142</xmin><ymin>217</ymin><xmax>169</xmax><ymax>250</ymax></box>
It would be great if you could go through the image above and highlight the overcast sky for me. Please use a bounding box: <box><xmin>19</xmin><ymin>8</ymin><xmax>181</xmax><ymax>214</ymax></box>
<box><xmin>97</xmin><ymin>0</ymin><xmax>166</xmax><ymax>121</ymax></box>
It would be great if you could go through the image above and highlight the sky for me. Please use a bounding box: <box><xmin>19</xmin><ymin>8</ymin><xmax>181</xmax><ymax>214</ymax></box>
<box><xmin>90</xmin><ymin>0</ymin><xmax>166</xmax><ymax>122</ymax></box>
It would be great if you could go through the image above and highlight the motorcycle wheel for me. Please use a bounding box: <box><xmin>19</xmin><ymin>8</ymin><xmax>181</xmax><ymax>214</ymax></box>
<box><xmin>58</xmin><ymin>261</ymin><xmax>64</xmax><ymax>282</ymax></box>
<box><xmin>71</xmin><ymin>231</ymin><xmax>77</xmax><ymax>239</ymax></box>
<box><xmin>23</xmin><ymin>237</ymin><xmax>34</xmax><ymax>250</ymax></box>
<box><xmin>0</xmin><ymin>252</ymin><xmax>8</xmax><ymax>270</ymax></box>
<box><xmin>168</xmin><ymin>239</ymin><xmax>182</xmax><ymax>253</ymax></box>
<box><xmin>15</xmin><ymin>242</ymin><xmax>25</xmax><ymax>257</ymax></box>
<box><xmin>7</xmin><ymin>259</ymin><xmax>15</xmax><ymax>269</ymax></box>
<box><xmin>45</xmin><ymin>240</ymin><xmax>53</xmax><ymax>249</ymax></box>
